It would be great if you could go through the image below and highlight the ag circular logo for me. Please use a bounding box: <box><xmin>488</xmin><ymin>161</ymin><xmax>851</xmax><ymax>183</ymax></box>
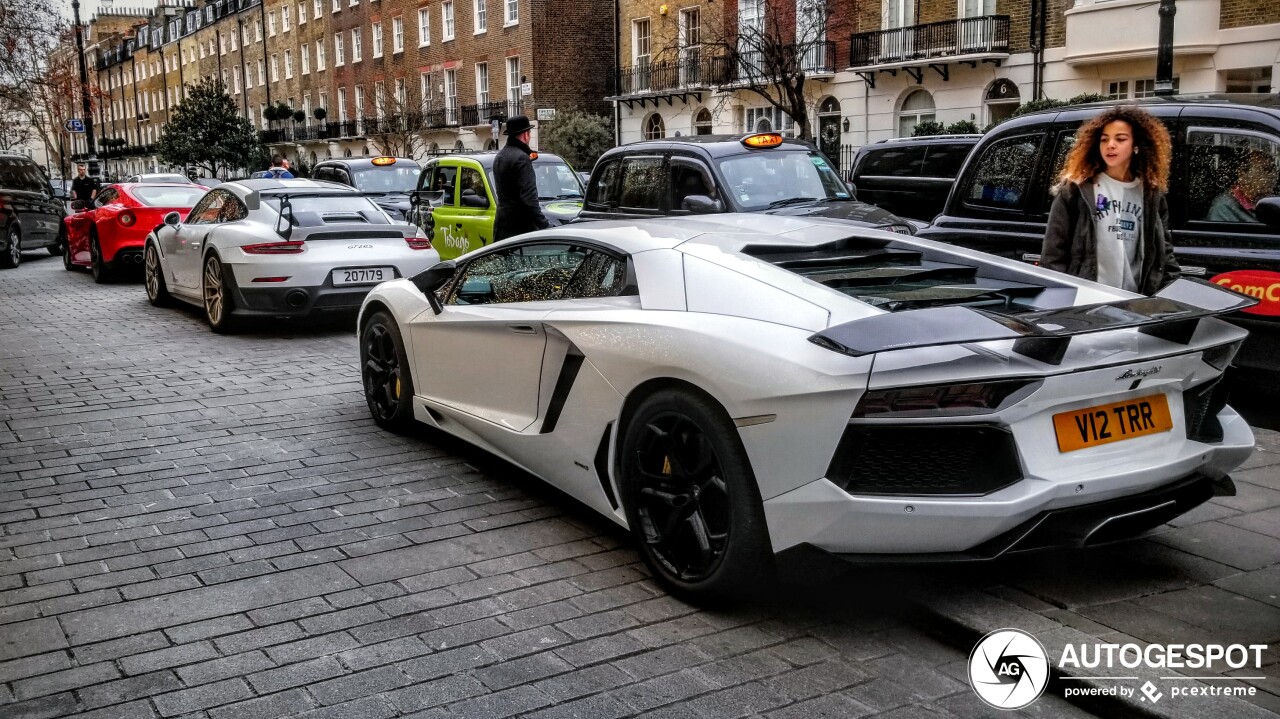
<box><xmin>968</xmin><ymin>628</ymin><xmax>1050</xmax><ymax>710</ymax></box>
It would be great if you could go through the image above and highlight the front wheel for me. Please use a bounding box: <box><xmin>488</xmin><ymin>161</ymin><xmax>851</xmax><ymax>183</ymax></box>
<box><xmin>1</xmin><ymin>224</ymin><xmax>21</xmax><ymax>269</ymax></box>
<box><xmin>360</xmin><ymin>311</ymin><xmax>416</xmax><ymax>432</ymax></box>
<box><xmin>144</xmin><ymin>243</ymin><xmax>172</xmax><ymax>306</ymax></box>
<box><xmin>619</xmin><ymin>388</ymin><xmax>774</xmax><ymax>603</ymax></box>
<box><xmin>202</xmin><ymin>254</ymin><xmax>236</xmax><ymax>333</ymax></box>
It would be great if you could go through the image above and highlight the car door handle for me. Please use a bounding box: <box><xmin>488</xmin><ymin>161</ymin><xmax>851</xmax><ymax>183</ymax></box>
<box><xmin>507</xmin><ymin>324</ymin><xmax>537</xmax><ymax>334</ymax></box>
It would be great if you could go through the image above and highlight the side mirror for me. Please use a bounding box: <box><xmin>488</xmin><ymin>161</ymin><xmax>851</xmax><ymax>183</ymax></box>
<box><xmin>70</xmin><ymin>200</ymin><xmax>87</xmax><ymax>212</ymax></box>
<box><xmin>681</xmin><ymin>195</ymin><xmax>723</xmax><ymax>214</ymax></box>
<box><xmin>1257</xmin><ymin>196</ymin><xmax>1280</xmax><ymax>228</ymax></box>
<box><xmin>411</xmin><ymin>260</ymin><xmax>456</xmax><ymax>314</ymax></box>
<box><xmin>846</xmin><ymin>181</ymin><xmax>858</xmax><ymax>200</ymax></box>
<box><xmin>163</xmin><ymin>211</ymin><xmax>181</xmax><ymax>226</ymax></box>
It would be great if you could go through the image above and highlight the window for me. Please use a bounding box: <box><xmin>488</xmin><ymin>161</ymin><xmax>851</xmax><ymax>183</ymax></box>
<box><xmin>396</xmin><ymin>78</ymin><xmax>407</xmax><ymax>108</ymax></box>
<box><xmin>442</xmin><ymin>1</ymin><xmax>455</xmax><ymax>40</ymax></box>
<box><xmin>474</xmin><ymin>0</ymin><xmax>486</xmax><ymax>33</ymax></box>
<box><xmin>319</xmin><ymin>90</ymin><xmax>328</xmax><ymax>118</ymax></box>
<box><xmin>965</xmin><ymin>134</ymin><xmax>1042</xmax><ymax>210</ymax></box>
<box><xmin>633</xmin><ymin>18</ymin><xmax>650</xmax><ymax>65</ymax></box>
<box><xmin>219</xmin><ymin>34</ymin><xmax>226</xmax><ymax>55</ymax></box>
<box><xmin>271</xmin><ymin>54</ymin><xmax>279</xmax><ymax>82</ymax></box>
<box><xmin>282</xmin><ymin>5</ymin><xmax>290</xmax><ymax>31</ymax></box>
<box><xmin>1106</xmin><ymin>77</ymin><xmax>1179</xmax><ymax>100</ymax></box>
<box><xmin>284</xmin><ymin>50</ymin><xmax>293</xmax><ymax>79</ymax></box>
<box><xmin>1186</xmin><ymin>127</ymin><xmax>1280</xmax><ymax>224</ymax></box>
<box><xmin>314</xmin><ymin>0</ymin><xmax>322</xmax><ymax>18</ymax></box>
<box><xmin>614</xmin><ymin>158</ymin><xmax>667</xmax><ymax>212</ymax></box>
<box><xmin>255</xmin><ymin>19</ymin><xmax>262</xmax><ymax>41</ymax></box>
<box><xmin>338</xmin><ymin>87</ymin><xmax>347</xmax><ymax>121</ymax></box>
<box><xmin>393</xmin><ymin>17</ymin><xmax>404</xmax><ymax>52</ymax></box>
<box><xmin>476</xmin><ymin>63</ymin><xmax>489</xmax><ymax>105</ymax></box>
<box><xmin>316</xmin><ymin>40</ymin><xmax>326</xmax><ymax>70</ymax></box>
<box><xmin>1106</xmin><ymin>81</ymin><xmax>1129</xmax><ymax>100</ymax></box>
<box><xmin>507</xmin><ymin>57</ymin><xmax>521</xmax><ymax>106</ymax></box>
<box><xmin>303</xmin><ymin>96</ymin><xmax>311</xmax><ymax>124</ymax></box>
<box><xmin>355</xmin><ymin>85</ymin><xmax>365</xmax><ymax>117</ymax></box>
<box><xmin>351</xmin><ymin>28</ymin><xmax>362</xmax><ymax>62</ymax></box>
<box><xmin>643</xmin><ymin>113</ymin><xmax>665</xmax><ymax>140</ymax></box>
<box><xmin>961</xmin><ymin>0</ymin><xmax>995</xmax><ymax>16</ymax></box>
<box><xmin>333</xmin><ymin>0</ymin><xmax>340</xmax><ymax>11</ymax></box>
<box><xmin>745</xmin><ymin>106</ymin><xmax>793</xmax><ymax>134</ymax></box>
<box><xmin>883</xmin><ymin>0</ymin><xmax>914</xmax><ymax>29</ymax></box>
<box><xmin>188</xmin><ymin>189</ymin><xmax>228</xmax><ymax>224</ymax></box>
<box><xmin>445</xmin><ymin>69</ymin><xmax>457</xmax><ymax>119</ymax></box>
<box><xmin>334</xmin><ymin>33</ymin><xmax>344</xmax><ymax>65</ymax></box>
<box><xmin>372</xmin><ymin>23</ymin><xmax>383</xmax><ymax>57</ymax></box>
<box><xmin>897</xmin><ymin>89</ymin><xmax>935</xmax><ymax>137</ymax></box>
<box><xmin>258</xmin><ymin>59</ymin><xmax>266</xmax><ymax>86</ymax></box>
<box><xmin>299</xmin><ymin>1</ymin><xmax>307</xmax><ymax>24</ymax></box>
<box><xmin>449</xmin><ymin>244</ymin><xmax>615</xmax><ymax>305</ymax></box>
<box><xmin>230</xmin><ymin>31</ymin><xmax>237</xmax><ymax>51</ymax></box>
<box><xmin>421</xmin><ymin>72</ymin><xmax>433</xmax><ymax>107</ymax></box>
<box><xmin>301</xmin><ymin>46</ymin><xmax>310</xmax><ymax>74</ymax></box>
<box><xmin>418</xmin><ymin>7</ymin><xmax>431</xmax><ymax>46</ymax></box>
<box><xmin>858</xmin><ymin>146</ymin><xmax>927</xmax><ymax>177</ymax></box>
<box><xmin>505</xmin><ymin>0</ymin><xmax>518</xmax><ymax>25</ymax></box>
<box><xmin>267</xmin><ymin>11</ymin><xmax>275</xmax><ymax>36</ymax></box>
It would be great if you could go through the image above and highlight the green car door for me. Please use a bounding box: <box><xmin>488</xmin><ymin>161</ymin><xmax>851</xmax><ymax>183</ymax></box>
<box><xmin>429</xmin><ymin>160</ymin><xmax>495</xmax><ymax>260</ymax></box>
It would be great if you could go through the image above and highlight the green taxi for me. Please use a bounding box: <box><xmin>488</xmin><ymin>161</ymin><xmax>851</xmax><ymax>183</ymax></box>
<box><xmin>408</xmin><ymin>151</ymin><xmax>585</xmax><ymax>259</ymax></box>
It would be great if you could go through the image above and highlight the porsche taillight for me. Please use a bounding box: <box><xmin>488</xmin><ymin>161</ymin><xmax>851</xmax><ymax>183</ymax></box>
<box><xmin>853</xmin><ymin>379</ymin><xmax>1038</xmax><ymax>418</ymax></box>
<box><xmin>118</xmin><ymin>211</ymin><xmax>136</xmax><ymax>227</ymax></box>
<box><xmin>406</xmin><ymin>229</ymin><xmax>432</xmax><ymax>250</ymax></box>
<box><xmin>242</xmin><ymin>241</ymin><xmax>305</xmax><ymax>254</ymax></box>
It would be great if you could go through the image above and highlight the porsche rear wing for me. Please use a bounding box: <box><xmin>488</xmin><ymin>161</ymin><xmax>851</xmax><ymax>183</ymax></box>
<box><xmin>809</xmin><ymin>279</ymin><xmax>1259</xmax><ymax>365</ymax></box>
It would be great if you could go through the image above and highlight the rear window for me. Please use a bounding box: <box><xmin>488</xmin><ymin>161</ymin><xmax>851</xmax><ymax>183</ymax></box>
<box><xmin>856</xmin><ymin>147</ymin><xmax>926</xmax><ymax>177</ymax></box>
<box><xmin>0</xmin><ymin>158</ymin><xmax>47</xmax><ymax>192</ymax></box>
<box><xmin>349</xmin><ymin>164</ymin><xmax>420</xmax><ymax>193</ymax></box>
<box><xmin>263</xmin><ymin>194</ymin><xmax>383</xmax><ymax>215</ymax></box>
<box><xmin>132</xmin><ymin>186</ymin><xmax>207</xmax><ymax>207</ymax></box>
<box><xmin>965</xmin><ymin>135</ymin><xmax>1042</xmax><ymax>210</ymax></box>
<box><xmin>921</xmin><ymin>144</ymin><xmax>973</xmax><ymax>178</ymax></box>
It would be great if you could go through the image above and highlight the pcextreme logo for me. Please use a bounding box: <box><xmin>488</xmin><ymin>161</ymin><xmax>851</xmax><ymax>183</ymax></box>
<box><xmin>968</xmin><ymin>630</ymin><xmax>1270</xmax><ymax>708</ymax></box>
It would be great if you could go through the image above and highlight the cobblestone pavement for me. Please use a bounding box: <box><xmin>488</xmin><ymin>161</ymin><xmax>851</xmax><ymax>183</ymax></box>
<box><xmin>0</xmin><ymin>252</ymin><xmax>1270</xmax><ymax>719</ymax></box>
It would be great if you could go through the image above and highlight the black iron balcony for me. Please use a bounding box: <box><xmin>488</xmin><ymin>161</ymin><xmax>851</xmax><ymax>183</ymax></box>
<box><xmin>850</xmin><ymin>15</ymin><xmax>1010</xmax><ymax>68</ymax></box>
<box><xmin>615</xmin><ymin>52</ymin><xmax>735</xmax><ymax>96</ymax></box>
<box><xmin>293</xmin><ymin>125</ymin><xmax>326</xmax><ymax>141</ymax></box>
<box><xmin>325</xmin><ymin>120</ymin><xmax>360</xmax><ymax>138</ymax></box>
<box><xmin>259</xmin><ymin>127</ymin><xmax>292</xmax><ymax>143</ymax></box>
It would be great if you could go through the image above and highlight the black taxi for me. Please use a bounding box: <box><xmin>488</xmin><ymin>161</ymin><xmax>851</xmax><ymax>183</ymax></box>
<box><xmin>312</xmin><ymin>156</ymin><xmax>421</xmax><ymax>221</ymax></box>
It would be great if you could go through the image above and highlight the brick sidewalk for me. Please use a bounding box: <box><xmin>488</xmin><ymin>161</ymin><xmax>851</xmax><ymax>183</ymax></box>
<box><xmin>0</xmin><ymin>255</ymin><xmax>1103</xmax><ymax>719</ymax></box>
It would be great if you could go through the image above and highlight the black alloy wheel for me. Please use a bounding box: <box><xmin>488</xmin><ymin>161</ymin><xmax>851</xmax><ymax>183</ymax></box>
<box><xmin>62</xmin><ymin>237</ymin><xmax>77</xmax><ymax>271</ymax></box>
<box><xmin>620</xmin><ymin>389</ymin><xmax>773</xmax><ymax>602</ymax></box>
<box><xmin>144</xmin><ymin>243</ymin><xmax>171</xmax><ymax>306</ymax></box>
<box><xmin>90</xmin><ymin>233</ymin><xmax>110</xmax><ymax>283</ymax></box>
<box><xmin>1</xmin><ymin>224</ymin><xmax>21</xmax><ymax>269</ymax></box>
<box><xmin>360</xmin><ymin>311</ymin><xmax>416</xmax><ymax>432</ymax></box>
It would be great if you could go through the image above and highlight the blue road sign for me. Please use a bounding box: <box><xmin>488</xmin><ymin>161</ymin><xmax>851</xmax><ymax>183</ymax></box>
<box><xmin>65</xmin><ymin>119</ymin><xmax>85</xmax><ymax>133</ymax></box>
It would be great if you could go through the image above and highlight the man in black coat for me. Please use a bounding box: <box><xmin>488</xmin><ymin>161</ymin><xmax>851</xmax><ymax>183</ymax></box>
<box><xmin>492</xmin><ymin>115</ymin><xmax>549</xmax><ymax>242</ymax></box>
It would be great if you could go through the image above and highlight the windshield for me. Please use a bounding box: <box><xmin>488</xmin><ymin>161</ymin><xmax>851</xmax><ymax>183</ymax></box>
<box><xmin>716</xmin><ymin>151</ymin><xmax>851</xmax><ymax>210</ymax></box>
<box><xmin>534</xmin><ymin>162</ymin><xmax>584</xmax><ymax>199</ymax></box>
<box><xmin>141</xmin><ymin>175</ymin><xmax>190</xmax><ymax>184</ymax></box>
<box><xmin>132</xmin><ymin>186</ymin><xmax>206</xmax><ymax>207</ymax></box>
<box><xmin>263</xmin><ymin>194</ymin><xmax>385</xmax><ymax>215</ymax></box>
<box><xmin>350</xmin><ymin>164</ymin><xmax>420</xmax><ymax>193</ymax></box>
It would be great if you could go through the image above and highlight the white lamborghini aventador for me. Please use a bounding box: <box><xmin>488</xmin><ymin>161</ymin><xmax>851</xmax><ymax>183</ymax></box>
<box><xmin>144</xmin><ymin>179</ymin><xmax>439</xmax><ymax>331</ymax></box>
<box><xmin>357</xmin><ymin>214</ymin><xmax>1256</xmax><ymax>600</ymax></box>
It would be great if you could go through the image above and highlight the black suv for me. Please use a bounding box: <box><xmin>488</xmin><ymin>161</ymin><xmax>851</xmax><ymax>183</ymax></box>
<box><xmin>312</xmin><ymin>156</ymin><xmax>422</xmax><ymax>221</ymax></box>
<box><xmin>0</xmin><ymin>153</ymin><xmax>67</xmax><ymax>269</ymax></box>
<box><xmin>847</xmin><ymin>135</ymin><xmax>980</xmax><ymax>222</ymax></box>
<box><xmin>917</xmin><ymin>94</ymin><xmax>1280</xmax><ymax>372</ymax></box>
<box><xmin>579</xmin><ymin>134</ymin><xmax>915</xmax><ymax>233</ymax></box>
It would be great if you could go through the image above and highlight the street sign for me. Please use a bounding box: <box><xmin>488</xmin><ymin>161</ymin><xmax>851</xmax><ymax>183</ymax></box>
<box><xmin>64</xmin><ymin>119</ymin><xmax>86</xmax><ymax>133</ymax></box>
<box><xmin>521</xmin><ymin>82</ymin><xmax>532</xmax><ymax>96</ymax></box>
<box><xmin>536</xmin><ymin>108</ymin><xmax>556</xmax><ymax>121</ymax></box>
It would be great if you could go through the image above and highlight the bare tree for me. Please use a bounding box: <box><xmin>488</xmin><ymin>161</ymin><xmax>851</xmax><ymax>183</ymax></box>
<box><xmin>366</xmin><ymin>80</ymin><xmax>429</xmax><ymax>159</ymax></box>
<box><xmin>2</xmin><ymin>1</ymin><xmax>77</xmax><ymax>176</ymax></box>
<box><xmin>698</xmin><ymin>0</ymin><xmax>836</xmax><ymax>141</ymax></box>
<box><xmin>0</xmin><ymin>105</ymin><xmax>35</xmax><ymax>151</ymax></box>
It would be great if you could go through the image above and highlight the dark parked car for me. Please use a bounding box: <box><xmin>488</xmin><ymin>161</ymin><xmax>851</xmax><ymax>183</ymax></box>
<box><xmin>579</xmin><ymin>133</ymin><xmax>916</xmax><ymax>233</ymax></box>
<box><xmin>0</xmin><ymin>153</ymin><xmax>67</xmax><ymax>269</ymax></box>
<box><xmin>847</xmin><ymin>135</ymin><xmax>981</xmax><ymax>222</ymax></box>
<box><xmin>312</xmin><ymin>156</ymin><xmax>421</xmax><ymax>221</ymax></box>
<box><xmin>917</xmin><ymin>94</ymin><xmax>1280</xmax><ymax>372</ymax></box>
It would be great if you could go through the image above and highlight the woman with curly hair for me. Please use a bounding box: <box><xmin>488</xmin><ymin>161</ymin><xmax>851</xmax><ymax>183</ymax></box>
<box><xmin>1042</xmin><ymin>105</ymin><xmax>1180</xmax><ymax>293</ymax></box>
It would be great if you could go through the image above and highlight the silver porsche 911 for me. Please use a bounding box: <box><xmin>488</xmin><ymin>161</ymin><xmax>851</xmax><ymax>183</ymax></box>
<box><xmin>144</xmin><ymin>179</ymin><xmax>439</xmax><ymax>331</ymax></box>
<box><xmin>358</xmin><ymin>214</ymin><xmax>1256</xmax><ymax>601</ymax></box>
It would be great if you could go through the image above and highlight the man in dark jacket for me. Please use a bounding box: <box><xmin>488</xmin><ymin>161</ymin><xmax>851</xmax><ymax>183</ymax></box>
<box><xmin>492</xmin><ymin>115</ymin><xmax>549</xmax><ymax>242</ymax></box>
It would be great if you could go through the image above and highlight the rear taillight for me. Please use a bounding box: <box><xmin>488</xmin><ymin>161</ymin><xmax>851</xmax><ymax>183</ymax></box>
<box><xmin>118</xmin><ymin>211</ymin><xmax>135</xmax><ymax>227</ymax></box>
<box><xmin>406</xmin><ymin>230</ymin><xmax>432</xmax><ymax>250</ymax></box>
<box><xmin>853</xmin><ymin>379</ymin><xmax>1037</xmax><ymax>418</ymax></box>
<box><xmin>242</xmin><ymin>241</ymin><xmax>305</xmax><ymax>254</ymax></box>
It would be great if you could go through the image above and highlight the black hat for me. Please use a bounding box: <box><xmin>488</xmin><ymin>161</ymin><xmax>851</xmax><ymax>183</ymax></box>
<box><xmin>504</xmin><ymin>115</ymin><xmax>535</xmax><ymax>136</ymax></box>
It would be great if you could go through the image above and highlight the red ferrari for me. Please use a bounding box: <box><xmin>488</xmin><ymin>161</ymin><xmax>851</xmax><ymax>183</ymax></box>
<box><xmin>64</xmin><ymin>182</ymin><xmax>208</xmax><ymax>282</ymax></box>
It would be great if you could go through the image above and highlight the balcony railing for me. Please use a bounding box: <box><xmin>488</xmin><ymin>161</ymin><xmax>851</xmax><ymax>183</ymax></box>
<box><xmin>736</xmin><ymin>40</ymin><xmax>838</xmax><ymax>79</ymax></box>
<box><xmin>325</xmin><ymin>120</ymin><xmax>361</xmax><ymax>138</ymax></box>
<box><xmin>850</xmin><ymin>15</ymin><xmax>1009</xmax><ymax>67</ymax></box>
<box><xmin>457</xmin><ymin>100</ymin><xmax>522</xmax><ymax>127</ymax></box>
<box><xmin>259</xmin><ymin>127</ymin><xmax>292</xmax><ymax>143</ymax></box>
<box><xmin>293</xmin><ymin>125</ymin><xmax>325</xmax><ymax>141</ymax></box>
<box><xmin>615</xmin><ymin>42</ymin><xmax>835</xmax><ymax>98</ymax></box>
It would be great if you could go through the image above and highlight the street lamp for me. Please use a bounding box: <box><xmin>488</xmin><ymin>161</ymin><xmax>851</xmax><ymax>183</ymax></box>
<box><xmin>71</xmin><ymin>0</ymin><xmax>98</xmax><ymax>169</ymax></box>
<box><xmin>1155</xmin><ymin>0</ymin><xmax>1176</xmax><ymax>96</ymax></box>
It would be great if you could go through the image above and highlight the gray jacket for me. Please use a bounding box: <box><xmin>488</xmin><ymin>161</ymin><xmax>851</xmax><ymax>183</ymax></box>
<box><xmin>1041</xmin><ymin>178</ymin><xmax>1180</xmax><ymax>295</ymax></box>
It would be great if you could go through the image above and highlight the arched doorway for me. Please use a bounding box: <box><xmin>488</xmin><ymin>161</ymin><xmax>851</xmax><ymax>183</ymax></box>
<box><xmin>643</xmin><ymin>113</ymin><xmax>665</xmax><ymax>139</ymax></box>
<box><xmin>454</xmin><ymin>140</ymin><xmax>465</xmax><ymax>151</ymax></box>
<box><xmin>985</xmin><ymin>79</ymin><xmax>1021</xmax><ymax>127</ymax></box>
<box><xmin>485</xmin><ymin>139</ymin><xmax>498</xmax><ymax>150</ymax></box>
<box><xmin>694</xmin><ymin>108</ymin><xmax>712</xmax><ymax>135</ymax></box>
<box><xmin>897</xmin><ymin>89</ymin><xmax>935</xmax><ymax>137</ymax></box>
<box><xmin>817</xmin><ymin>96</ymin><xmax>842</xmax><ymax>160</ymax></box>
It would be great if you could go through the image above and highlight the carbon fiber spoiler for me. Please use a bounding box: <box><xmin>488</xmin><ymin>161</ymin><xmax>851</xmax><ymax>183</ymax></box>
<box><xmin>809</xmin><ymin>279</ymin><xmax>1259</xmax><ymax>365</ymax></box>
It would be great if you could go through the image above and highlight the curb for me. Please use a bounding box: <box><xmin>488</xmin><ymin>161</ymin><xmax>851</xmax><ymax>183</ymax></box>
<box><xmin>908</xmin><ymin>589</ymin><xmax>1275</xmax><ymax>719</ymax></box>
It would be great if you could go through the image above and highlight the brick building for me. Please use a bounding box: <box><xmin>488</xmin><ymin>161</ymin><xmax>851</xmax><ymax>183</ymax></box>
<box><xmin>74</xmin><ymin>0</ymin><xmax>613</xmax><ymax>177</ymax></box>
<box><xmin>611</xmin><ymin>0</ymin><xmax>1280</xmax><ymax>165</ymax></box>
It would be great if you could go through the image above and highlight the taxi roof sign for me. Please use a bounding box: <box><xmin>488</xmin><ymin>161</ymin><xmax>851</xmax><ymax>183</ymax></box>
<box><xmin>371</xmin><ymin>156</ymin><xmax>397</xmax><ymax>166</ymax></box>
<box><xmin>742</xmin><ymin>133</ymin><xmax>784</xmax><ymax>149</ymax></box>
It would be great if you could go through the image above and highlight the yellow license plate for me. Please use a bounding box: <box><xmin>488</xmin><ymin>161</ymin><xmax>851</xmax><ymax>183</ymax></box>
<box><xmin>1053</xmin><ymin>394</ymin><xmax>1173</xmax><ymax>453</ymax></box>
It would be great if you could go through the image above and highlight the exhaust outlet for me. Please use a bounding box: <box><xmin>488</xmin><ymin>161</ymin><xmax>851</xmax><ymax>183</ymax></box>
<box><xmin>285</xmin><ymin>289</ymin><xmax>309</xmax><ymax>308</ymax></box>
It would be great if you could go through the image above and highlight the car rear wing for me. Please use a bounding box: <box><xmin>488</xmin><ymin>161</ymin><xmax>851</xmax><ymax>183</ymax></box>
<box><xmin>809</xmin><ymin>279</ymin><xmax>1259</xmax><ymax>365</ymax></box>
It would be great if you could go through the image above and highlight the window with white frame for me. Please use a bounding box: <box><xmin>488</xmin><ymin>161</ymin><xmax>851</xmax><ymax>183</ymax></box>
<box><xmin>474</xmin><ymin>0</ymin><xmax>486</xmax><ymax>33</ymax></box>
<box><xmin>257</xmin><ymin>58</ymin><xmax>266</xmax><ymax>85</ymax></box>
<box><xmin>220</xmin><ymin>34</ymin><xmax>226</xmax><ymax>55</ymax></box>
<box><xmin>352</xmin><ymin>0</ymin><xmax>359</xmax><ymax>7</ymax></box>
<box><xmin>319</xmin><ymin>90</ymin><xmax>328</xmax><ymax>119</ymax></box>
<box><xmin>1106</xmin><ymin>77</ymin><xmax>1179</xmax><ymax>99</ymax></box>
<box><xmin>372</xmin><ymin>23</ymin><xmax>383</xmax><ymax>57</ymax></box>
<box><xmin>745</xmin><ymin>106</ymin><xmax>794</xmax><ymax>134</ymax></box>
<box><xmin>442</xmin><ymin>1</ymin><xmax>455</xmax><ymax>40</ymax></box>
<box><xmin>338</xmin><ymin>87</ymin><xmax>347</xmax><ymax>121</ymax></box>
<box><xmin>444</xmin><ymin>68</ymin><xmax>457</xmax><ymax>117</ymax></box>
<box><xmin>395</xmin><ymin>78</ymin><xmax>406</xmax><ymax>108</ymax></box>
<box><xmin>282</xmin><ymin>4</ymin><xmax>290</xmax><ymax>31</ymax></box>
<box><xmin>233</xmin><ymin>71</ymin><xmax>241</xmax><ymax>93</ymax></box>
<box><xmin>301</xmin><ymin>46</ymin><xmax>310</xmax><ymax>74</ymax></box>
<box><xmin>375</xmin><ymin>82</ymin><xmax>385</xmax><ymax>118</ymax></box>
<box><xmin>476</xmin><ymin>62</ymin><xmax>489</xmax><ymax>104</ymax></box>
<box><xmin>418</xmin><ymin>8</ymin><xmax>430</xmax><ymax>46</ymax></box>
<box><xmin>633</xmin><ymin>19</ymin><xmax>650</xmax><ymax>65</ymax></box>
<box><xmin>505</xmin><ymin>0</ymin><xmax>517</xmax><ymax>25</ymax></box>
<box><xmin>199</xmin><ymin>43</ymin><xmax>206</xmax><ymax>59</ymax></box>
<box><xmin>506</xmin><ymin>56</ymin><xmax>520</xmax><ymax>107</ymax></box>
<box><xmin>334</xmin><ymin>33</ymin><xmax>344</xmax><ymax>65</ymax></box>
<box><xmin>267</xmin><ymin>11</ymin><xmax>275</xmax><ymax>36</ymax></box>
<box><xmin>255</xmin><ymin>19</ymin><xmax>262</xmax><ymax>41</ymax></box>
<box><xmin>316</xmin><ymin>40</ymin><xmax>326</xmax><ymax>69</ymax></box>
<box><xmin>314</xmin><ymin>0</ymin><xmax>322</xmax><ymax>15</ymax></box>
<box><xmin>284</xmin><ymin>50</ymin><xmax>293</xmax><ymax>78</ymax></box>
<box><xmin>897</xmin><ymin>88</ymin><xmax>934</xmax><ymax>136</ymax></box>
<box><xmin>738</xmin><ymin>0</ymin><xmax>762</xmax><ymax>38</ymax></box>
<box><xmin>299</xmin><ymin>1</ymin><xmax>307</xmax><ymax>24</ymax></box>
<box><xmin>270</xmin><ymin>54</ymin><xmax>279</xmax><ymax>82</ymax></box>
<box><xmin>302</xmin><ymin>96</ymin><xmax>311</xmax><ymax>123</ymax></box>
<box><xmin>421</xmin><ymin>71</ymin><xmax>433</xmax><ymax>107</ymax></box>
<box><xmin>393</xmin><ymin>17</ymin><xmax>404</xmax><ymax>52</ymax></box>
<box><xmin>883</xmin><ymin>0</ymin><xmax>914</xmax><ymax>29</ymax></box>
<box><xmin>355</xmin><ymin>85</ymin><xmax>365</xmax><ymax>117</ymax></box>
<box><xmin>961</xmin><ymin>0</ymin><xmax>995</xmax><ymax>16</ymax></box>
<box><xmin>352</xmin><ymin>27</ymin><xmax>362</xmax><ymax>62</ymax></box>
<box><xmin>332</xmin><ymin>0</ymin><xmax>340</xmax><ymax>12</ymax></box>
